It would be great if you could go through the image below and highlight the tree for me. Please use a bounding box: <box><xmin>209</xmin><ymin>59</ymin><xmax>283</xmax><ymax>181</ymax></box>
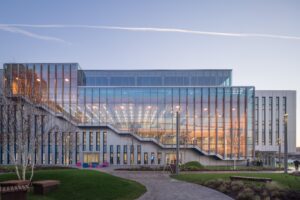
<box><xmin>0</xmin><ymin>94</ymin><xmax>59</xmax><ymax>181</ymax></box>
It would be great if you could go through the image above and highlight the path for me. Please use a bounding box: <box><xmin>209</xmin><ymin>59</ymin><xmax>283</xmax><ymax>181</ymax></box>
<box><xmin>95</xmin><ymin>168</ymin><xmax>233</xmax><ymax>200</ymax></box>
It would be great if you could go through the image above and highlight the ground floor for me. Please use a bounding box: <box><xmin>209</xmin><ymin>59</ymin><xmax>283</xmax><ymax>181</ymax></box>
<box><xmin>0</xmin><ymin>126</ymin><xmax>248</xmax><ymax>167</ymax></box>
<box><xmin>255</xmin><ymin>151</ymin><xmax>277</xmax><ymax>167</ymax></box>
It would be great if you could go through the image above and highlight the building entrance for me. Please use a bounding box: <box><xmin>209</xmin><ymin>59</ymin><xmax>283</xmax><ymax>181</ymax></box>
<box><xmin>165</xmin><ymin>152</ymin><xmax>182</xmax><ymax>165</ymax></box>
<box><xmin>83</xmin><ymin>153</ymin><xmax>100</xmax><ymax>163</ymax></box>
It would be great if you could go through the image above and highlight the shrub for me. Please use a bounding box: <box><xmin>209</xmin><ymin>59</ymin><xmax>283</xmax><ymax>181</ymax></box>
<box><xmin>253</xmin><ymin>195</ymin><xmax>261</xmax><ymax>200</ymax></box>
<box><xmin>260</xmin><ymin>189</ymin><xmax>269</xmax><ymax>199</ymax></box>
<box><xmin>284</xmin><ymin>190</ymin><xmax>300</xmax><ymax>200</ymax></box>
<box><xmin>204</xmin><ymin>180</ymin><xmax>218</xmax><ymax>188</ymax></box>
<box><xmin>236</xmin><ymin>187</ymin><xmax>255</xmax><ymax>200</ymax></box>
<box><xmin>180</xmin><ymin>161</ymin><xmax>204</xmax><ymax>171</ymax></box>
<box><xmin>218</xmin><ymin>185</ymin><xmax>227</xmax><ymax>193</ymax></box>
<box><xmin>265</xmin><ymin>182</ymin><xmax>283</xmax><ymax>192</ymax></box>
<box><xmin>270</xmin><ymin>190</ymin><xmax>281</xmax><ymax>199</ymax></box>
<box><xmin>252</xmin><ymin>184</ymin><xmax>262</xmax><ymax>193</ymax></box>
<box><xmin>231</xmin><ymin>181</ymin><xmax>244</xmax><ymax>193</ymax></box>
<box><xmin>204</xmin><ymin>179</ymin><xmax>224</xmax><ymax>188</ymax></box>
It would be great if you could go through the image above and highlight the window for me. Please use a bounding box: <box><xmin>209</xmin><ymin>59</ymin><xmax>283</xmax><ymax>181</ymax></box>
<box><xmin>130</xmin><ymin>145</ymin><xmax>134</xmax><ymax>164</ymax></box>
<box><xmin>269</xmin><ymin>97</ymin><xmax>273</xmax><ymax>145</ymax></box>
<box><xmin>89</xmin><ymin>132</ymin><xmax>93</xmax><ymax>151</ymax></box>
<box><xmin>123</xmin><ymin>145</ymin><xmax>127</xmax><ymax>164</ymax></box>
<box><xmin>283</xmin><ymin>97</ymin><xmax>287</xmax><ymax>114</ymax></box>
<box><xmin>282</xmin><ymin>97</ymin><xmax>287</xmax><ymax>142</ymax></box>
<box><xmin>82</xmin><ymin>132</ymin><xmax>86</xmax><ymax>151</ymax></box>
<box><xmin>151</xmin><ymin>152</ymin><xmax>155</xmax><ymax>164</ymax></box>
<box><xmin>137</xmin><ymin>77</ymin><xmax>162</xmax><ymax>86</ymax></box>
<box><xmin>262</xmin><ymin>97</ymin><xmax>266</xmax><ymax>145</ymax></box>
<box><xmin>117</xmin><ymin>145</ymin><xmax>120</xmax><ymax>164</ymax></box>
<box><xmin>96</xmin><ymin>132</ymin><xmax>100</xmax><ymax>151</ymax></box>
<box><xmin>137</xmin><ymin>145</ymin><xmax>141</xmax><ymax>164</ymax></box>
<box><xmin>157</xmin><ymin>152</ymin><xmax>162</xmax><ymax>165</ymax></box>
<box><xmin>276</xmin><ymin>97</ymin><xmax>280</xmax><ymax>144</ymax></box>
<box><xmin>76</xmin><ymin>132</ymin><xmax>80</xmax><ymax>163</ymax></box>
<box><xmin>103</xmin><ymin>131</ymin><xmax>107</xmax><ymax>162</ymax></box>
<box><xmin>55</xmin><ymin>132</ymin><xmax>59</xmax><ymax>164</ymax></box>
<box><xmin>164</xmin><ymin>76</ymin><xmax>189</xmax><ymax>86</ymax></box>
<box><xmin>48</xmin><ymin>132</ymin><xmax>52</xmax><ymax>164</ymax></box>
<box><xmin>110</xmin><ymin>77</ymin><xmax>135</xmax><ymax>86</ymax></box>
<box><xmin>110</xmin><ymin>145</ymin><xmax>114</xmax><ymax>164</ymax></box>
<box><xmin>61</xmin><ymin>132</ymin><xmax>65</xmax><ymax>164</ymax></box>
<box><xmin>144</xmin><ymin>152</ymin><xmax>148</xmax><ymax>165</ymax></box>
<box><xmin>95</xmin><ymin>77</ymin><xmax>108</xmax><ymax>86</ymax></box>
<box><xmin>255</xmin><ymin>97</ymin><xmax>259</xmax><ymax>145</ymax></box>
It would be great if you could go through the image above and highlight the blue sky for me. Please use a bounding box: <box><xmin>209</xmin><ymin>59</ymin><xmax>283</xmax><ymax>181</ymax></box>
<box><xmin>0</xmin><ymin>0</ymin><xmax>299</xmax><ymax>146</ymax></box>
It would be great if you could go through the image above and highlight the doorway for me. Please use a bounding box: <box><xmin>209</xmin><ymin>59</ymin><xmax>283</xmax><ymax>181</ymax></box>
<box><xmin>83</xmin><ymin>153</ymin><xmax>100</xmax><ymax>163</ymax></box>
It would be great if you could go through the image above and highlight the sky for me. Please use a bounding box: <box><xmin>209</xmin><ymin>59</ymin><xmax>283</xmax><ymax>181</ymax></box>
<box><xmin>0</xmin><ymin>0</ymin><xmax>299</xmax><ymax>146</ymax></box>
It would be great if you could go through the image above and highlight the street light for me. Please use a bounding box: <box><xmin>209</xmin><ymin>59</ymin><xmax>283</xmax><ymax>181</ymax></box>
<box><xmin>277</xmin><ymin>138</ymin><xmax>281</xmax><ymax>168</ymax></box>
<box><xmin>284</xmin><ymin>113</ymin><xmax>288</xmax><ymax>174</ymax></box>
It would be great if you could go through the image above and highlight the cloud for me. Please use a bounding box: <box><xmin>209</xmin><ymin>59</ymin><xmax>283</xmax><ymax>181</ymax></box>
<box><xmin>0</xmin><ymin>24</ymin><xmax>70</xmax><ymax>44</ymax></box>
<box><xmin>1</xmin><ymin>23</ymin><xmax>300</xmax><ymax>41</ymax></box>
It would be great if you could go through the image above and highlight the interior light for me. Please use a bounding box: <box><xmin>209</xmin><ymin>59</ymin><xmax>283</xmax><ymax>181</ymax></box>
<box><xmin>204</xmin><ymin>108</ymin><xmax>208</xmax><ymax>111</ymax></box>
<box><xmin>36</xmin><ymin>78</ymin><xmax>40</xmax><ymax>82</ymax></box>
<box><xmin>65</xmin><ymin>78</ymin><xmax>69</xmax><ymax>82</ymax></box>
<box><xmin>93</xmin><ymin>105</ymin><xmax>98</xmax><ymax>109</ymax></box>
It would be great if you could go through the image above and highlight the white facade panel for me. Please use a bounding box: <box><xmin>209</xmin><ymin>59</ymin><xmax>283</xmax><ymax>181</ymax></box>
<box><xmin>255</xmin><ymin>90</ymin><xmax>296</xmax><ymax>153</ymax></box>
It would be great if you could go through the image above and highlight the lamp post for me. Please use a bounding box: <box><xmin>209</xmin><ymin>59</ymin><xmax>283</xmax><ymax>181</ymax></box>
<box><xmin>284</xmin><ymin>113</ymin><xmax>288</xmax><ymax>174</ymax></box>
<box><xmin>176</xmin><ymin>110</ymin><xmax>180</xmax><ymax>175</ymax></box>
<box><xmin>277</xmin><ymin>138</ymin><xmax>281</xmax><ymax>168</ymax></box>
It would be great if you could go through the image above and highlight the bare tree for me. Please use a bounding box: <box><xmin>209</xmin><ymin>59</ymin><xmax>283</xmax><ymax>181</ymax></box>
<box><xmin>61</xmin><ymin>122</ymin><xmax>78</xmax><ymax>166</ymax></box>
<box><xmin>0</xmin><ymin>94</ymin><xmax>59</xmax><ymax>181</ymax></box>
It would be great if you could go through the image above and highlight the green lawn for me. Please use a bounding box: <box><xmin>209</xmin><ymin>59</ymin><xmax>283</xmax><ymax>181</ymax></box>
<box><xmin>202</xmin><ymin>165</ymin><xmax>282</xmax><ymax>171</ymax></box>
<box><xmin>172</xmin><ymin>173</ymin><xmax>300</xmax><ymax>190</ymax></box>
<box><xmin>0</xmin><ymin>169</ymin><xmax>146</xmax><ymax>200</ymax></box>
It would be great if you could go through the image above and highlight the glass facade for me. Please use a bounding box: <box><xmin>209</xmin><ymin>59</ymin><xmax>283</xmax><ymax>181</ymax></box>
<box><xmin>82</xmin><ymin>69</ymin><xmax>232</xmax><ymax>87</ymax></box>
<box><xmin>3</xmin><ymin>63</ymin><xmax>78</xmax><ymax>119</ymax></box>
<box><xmin>2</xmin><ymin>63</ymin><xmax>254</xmax><ymax>160</ymax></box>
<box><xmin>75</xmin><ymin>86</ymin><xmax>254</xmax><ymax>159</ymax></box>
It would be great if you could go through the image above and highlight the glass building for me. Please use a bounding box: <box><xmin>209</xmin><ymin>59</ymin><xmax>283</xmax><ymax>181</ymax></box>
<box><xmin>1</xmin><ymin>63</ymin><xmax>255</xmax><ymax>165</ymax></box>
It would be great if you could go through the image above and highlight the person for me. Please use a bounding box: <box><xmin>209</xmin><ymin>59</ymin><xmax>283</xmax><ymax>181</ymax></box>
<box><xmin>293</xmin><ymin>160</ymin><xmax>300</xmax><ymax>171</ymax></box>
<box><xmin>151</xmin><ymin>155</ymin><xmax>155</xmax><ymax>164</ymax></box>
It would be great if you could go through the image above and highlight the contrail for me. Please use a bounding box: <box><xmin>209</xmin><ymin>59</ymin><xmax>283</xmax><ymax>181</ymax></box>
<box><xmin>0</xmin><ymin>24</ymin><xmax>70</xmax><ymax>44</ymax></box>
<box><xmin>1</xmin><ymin>23</ymin><xmax>300</xmax><ymax>41</ymax></box>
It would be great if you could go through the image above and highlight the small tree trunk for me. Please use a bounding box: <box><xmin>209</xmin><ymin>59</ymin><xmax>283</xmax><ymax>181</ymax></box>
<box><xmin>29</xmin><ymin>162</ymin><xmax>35</xmax><ymax>181</ymax></box>
<box><xmin>15</xmin><ymin>165</ymin><xmax>21</xmax><ymax>180</ymax></box>
<box><xmin>22</xmin><ymin>164</ymin><xmax>27</xmax><ymax>180</ymax></box>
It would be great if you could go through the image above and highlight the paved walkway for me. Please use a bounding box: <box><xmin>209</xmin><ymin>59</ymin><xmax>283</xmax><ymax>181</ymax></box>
<box><xmin>95</xmin><ymin>168</ymin><xmax>232</xmax><ymax>200</ymax></box>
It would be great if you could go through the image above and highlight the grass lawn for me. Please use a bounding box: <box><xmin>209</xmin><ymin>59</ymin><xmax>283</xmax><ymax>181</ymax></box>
<box><xmin>202</xmin><ymin>165</ymin><xmax>282</xmax><ymax>171</ymax></box>
<box><xmin>172</xmin><ymin>173</ymin><xmax>300</xmax><ymax>190</ymax></box>
<box><xmin>0</xmin><ymin>169</ymin><xmax>146</xmax><ymax>200</ymax></box>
